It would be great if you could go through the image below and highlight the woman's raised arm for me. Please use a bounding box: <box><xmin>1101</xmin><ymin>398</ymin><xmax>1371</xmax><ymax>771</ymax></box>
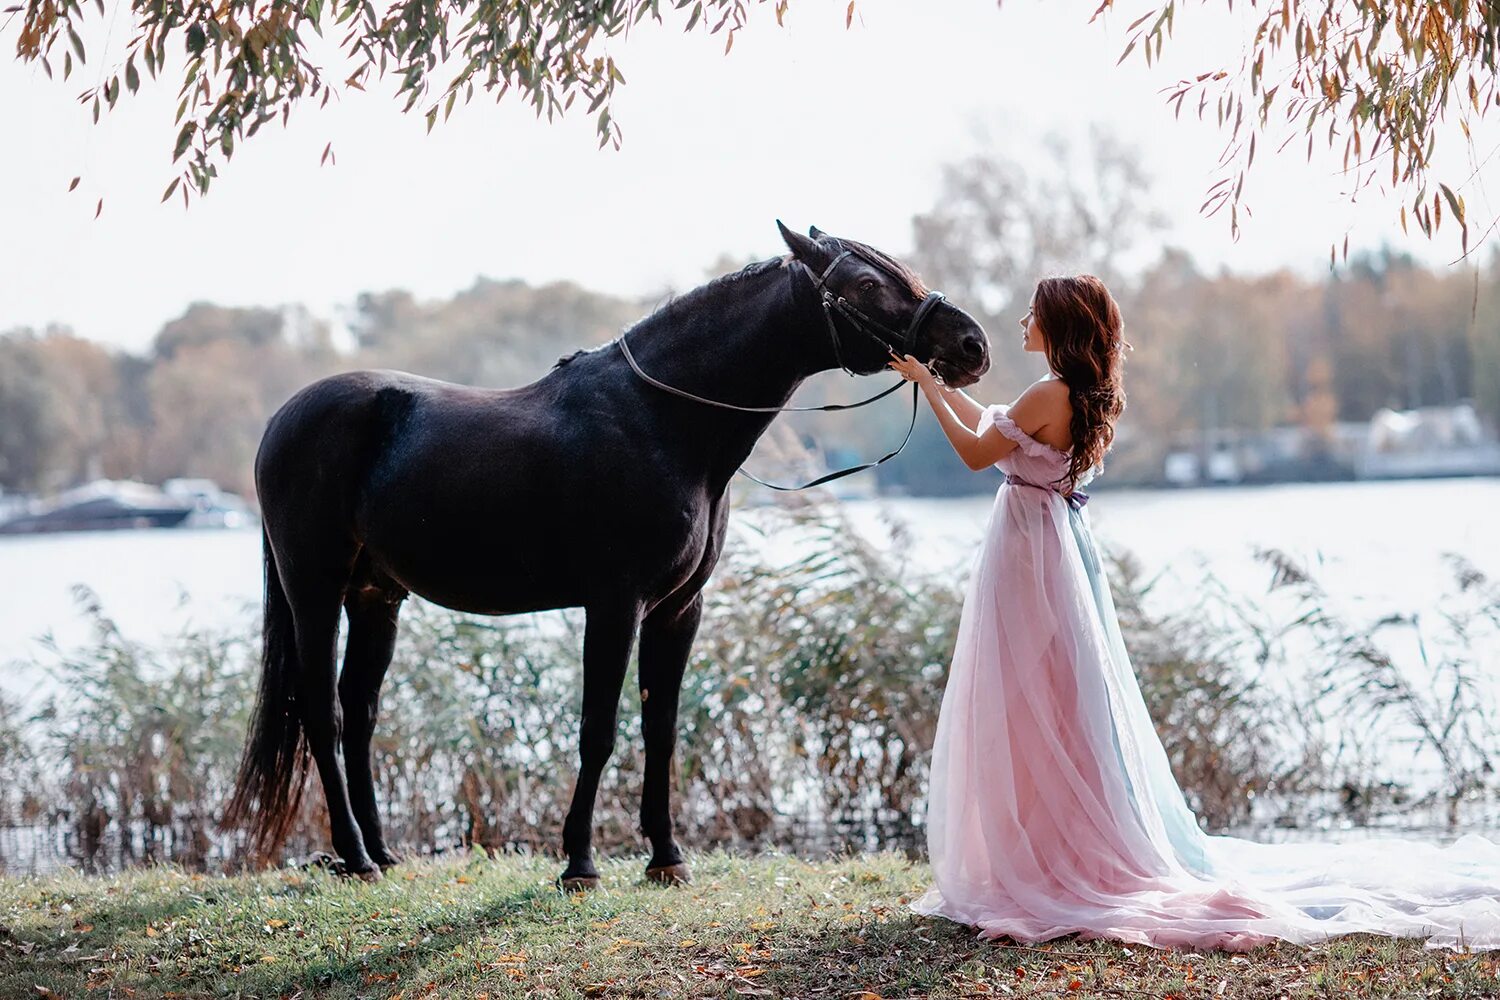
<box><xmin>937</xmin><ymin>382</ymin><xmax>986</xmax><ymax>432</ymax></box>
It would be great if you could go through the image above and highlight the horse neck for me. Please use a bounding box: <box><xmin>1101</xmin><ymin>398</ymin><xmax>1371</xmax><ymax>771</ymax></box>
<box><xmin>621</xmin><ymin>264</ymin><xmax>834</xmax><ymax>484</ymax></box>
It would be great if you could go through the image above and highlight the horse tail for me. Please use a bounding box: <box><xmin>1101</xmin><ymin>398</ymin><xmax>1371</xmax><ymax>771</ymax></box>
<box><xmin>221</xmin><ymin>526</ymin><xmax>309</xmax><ymax>861</ymax></box>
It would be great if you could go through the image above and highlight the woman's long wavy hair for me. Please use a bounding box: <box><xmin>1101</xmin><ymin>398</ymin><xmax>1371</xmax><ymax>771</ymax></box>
<box><xmin>1032</xmin><ymin>275</ymin><xmax>1127</xmax><ymax>493</ymax></box>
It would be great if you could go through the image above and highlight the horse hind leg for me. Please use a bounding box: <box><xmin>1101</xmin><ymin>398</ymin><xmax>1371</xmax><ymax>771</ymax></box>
<box><xmin>339</xmin><ymin>563</ymin><xmax>408</xmax><ymax>870</ymax></box>
<box><xmin>281</xmin><ymin>543</ymin><xmax>380</xmax><ymax>879</ymax></box>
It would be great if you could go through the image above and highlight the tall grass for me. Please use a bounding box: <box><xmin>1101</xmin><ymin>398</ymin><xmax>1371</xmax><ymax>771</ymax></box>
<box><xmin>2</xmin><ymin>496</ymin><xmax>1496</xmax><ymax>874</ymax></box>
<box><xmin>1237</xmin><ymin>548</ymin><xmax>1500</xmax><ymax>830</ymax></box>
<box><xmin>1106</xmin><ymin>550</ymin><xmax>1286</xmax><ymax>829</ymax></box>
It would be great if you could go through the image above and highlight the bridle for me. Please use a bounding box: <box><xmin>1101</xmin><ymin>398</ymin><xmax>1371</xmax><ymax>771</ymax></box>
<box><xmin>806</xmin><ymin>249</ymin><xmax>947</xmax><ymax>377</ymax></box>
<box><xmin>615</xmin><ymin>250</ymin><xmax>952</xmax><ymax>491</ymax></box>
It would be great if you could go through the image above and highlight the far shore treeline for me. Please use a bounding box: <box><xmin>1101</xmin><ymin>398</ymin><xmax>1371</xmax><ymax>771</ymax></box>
<box><xmin>3</xmin><ymin>134</ymin><xmax>1498</xmax><ymax>500</ymax></box>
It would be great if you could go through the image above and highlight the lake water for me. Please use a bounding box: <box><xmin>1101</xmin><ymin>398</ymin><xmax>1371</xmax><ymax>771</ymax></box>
<box><xmin>2</xmin><ymin>477</ymin><xmax>1497</xmax><ymax>706</ymax></box>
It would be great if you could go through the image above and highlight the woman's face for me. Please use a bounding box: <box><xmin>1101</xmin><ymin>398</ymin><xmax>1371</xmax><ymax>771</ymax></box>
<box><xmin>1019</xmin><ymin>296</ymin><xmax>1045</xmax><ymax>354</ymax></box>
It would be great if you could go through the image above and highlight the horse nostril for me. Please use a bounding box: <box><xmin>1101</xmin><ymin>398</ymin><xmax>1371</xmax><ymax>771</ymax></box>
<box><xmin>962</xmin><ymin>334</ymin><xmax>986</xmax><ymax>359</ymax></box>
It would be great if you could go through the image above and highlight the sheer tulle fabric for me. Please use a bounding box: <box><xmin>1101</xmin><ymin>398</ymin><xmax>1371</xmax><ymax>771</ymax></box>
<box><xmin>909</xmin><ymin>403</ymin><xmax>1500</xmax><ymax>952</ymax></box>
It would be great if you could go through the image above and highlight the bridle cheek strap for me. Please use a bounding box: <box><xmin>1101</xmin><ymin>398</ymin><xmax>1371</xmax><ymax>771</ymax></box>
<box><xmin>802</xmin><ymin>255</ymin><xmax>947</xmax><ymax>372</ymax></box>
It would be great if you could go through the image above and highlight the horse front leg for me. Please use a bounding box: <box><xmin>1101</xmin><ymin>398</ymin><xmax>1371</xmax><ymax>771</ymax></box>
<box><xmin>559</xmin><ymin>599</ymin><xmax>643</xmax><ymax>891</ymax></box>
<box><xmin>637</xmin><ymin>593</ymin><xmax>702</xmax><ymax>885</ymax></box>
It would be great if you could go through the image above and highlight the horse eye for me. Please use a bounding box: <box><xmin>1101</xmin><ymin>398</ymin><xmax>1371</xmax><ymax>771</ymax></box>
<box><xmin>858</xmin><ymin>278</ymin><xmax>879</xmax><ymax>293</ymax></box>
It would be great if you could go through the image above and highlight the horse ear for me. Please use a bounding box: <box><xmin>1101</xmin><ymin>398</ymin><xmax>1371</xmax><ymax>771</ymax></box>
<box><xmin>777</xmin><ymin>219</ymin><xmax>818</xmax><ymax>261</ymax></box>
<box><xmin>808</xmin><ymin>225</ymin><xmax>827</xmax><ymax>240</ymax></box>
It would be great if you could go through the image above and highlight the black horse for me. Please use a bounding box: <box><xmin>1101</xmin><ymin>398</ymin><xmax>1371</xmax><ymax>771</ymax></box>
<box><xmin>223</xmin><ymin>222</ymin><xmax>990</xmax><ymax>888</ymax></box>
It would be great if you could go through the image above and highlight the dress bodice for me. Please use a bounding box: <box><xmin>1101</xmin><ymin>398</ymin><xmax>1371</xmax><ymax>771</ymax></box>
<box><xmin>979</xmin><ymin>403</ymin><xmax>1092</xmax><ymax>494</ymax></box>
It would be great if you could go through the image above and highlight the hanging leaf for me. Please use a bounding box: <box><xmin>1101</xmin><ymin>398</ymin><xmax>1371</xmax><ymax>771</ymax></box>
<box><xmin>173</xmin><ymin>122</ymin><xmax>196</xmax><ymax>160</ymax></box>
<box><xmin>1439</xmin><ymin>182</ymin><xmax>1465</xmax><ymax>225</ymax></box>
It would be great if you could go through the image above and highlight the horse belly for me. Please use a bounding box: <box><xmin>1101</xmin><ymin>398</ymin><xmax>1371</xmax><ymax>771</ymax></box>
<box><xmin>354</xmin><ymin>475</ymin><xmax>584</xmax><ymax>610</ymax></box>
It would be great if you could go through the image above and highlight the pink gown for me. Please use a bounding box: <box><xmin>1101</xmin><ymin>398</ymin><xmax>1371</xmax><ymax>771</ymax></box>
<box><xmin>909</xmin><ymin>403</ymin><xmax>1500</xmax><ymax>952</ymax></box>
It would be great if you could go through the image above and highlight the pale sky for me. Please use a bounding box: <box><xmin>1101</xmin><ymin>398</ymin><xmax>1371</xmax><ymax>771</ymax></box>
<box><xmin>0</xmin><ymin>0</ymin><xmax>1486</xmax><ymax>352</ymax></box>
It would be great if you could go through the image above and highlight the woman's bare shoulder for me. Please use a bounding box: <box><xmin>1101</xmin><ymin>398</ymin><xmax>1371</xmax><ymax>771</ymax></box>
<box><xmin>1018</xmin><ymin>378</ymin><xmax>1071</xmax><ymax>416</ymax></box>
<box><xmin>1010</xmin><ymin>378</ymin><xmax>1073</xmax><ymax>449</ymax></box>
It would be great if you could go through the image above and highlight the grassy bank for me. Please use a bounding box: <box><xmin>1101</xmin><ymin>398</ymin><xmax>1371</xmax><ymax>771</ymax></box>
<box><xmin>3</xmin><ymin>851</ymin><xmax>1498</xmax><ymax>999</ymax></box>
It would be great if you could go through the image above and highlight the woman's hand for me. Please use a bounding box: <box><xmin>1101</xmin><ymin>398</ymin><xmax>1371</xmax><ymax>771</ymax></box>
<box><xmin>888</xmin><ymin>353</ymin><xmax>937</xmax><ymax>387</ymax></box>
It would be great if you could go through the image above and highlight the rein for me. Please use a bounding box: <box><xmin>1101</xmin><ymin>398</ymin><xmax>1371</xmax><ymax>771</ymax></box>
<box><xmin>615</xmin><ymin>253</ymin><xmax>948</xmax><ymax>492</ymax></box>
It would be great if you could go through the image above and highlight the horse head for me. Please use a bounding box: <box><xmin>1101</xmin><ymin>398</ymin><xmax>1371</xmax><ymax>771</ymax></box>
<box><xmin>777</xmin><ymin>221</ymin><xmax>990</xmax><ymax>388</ymax></box>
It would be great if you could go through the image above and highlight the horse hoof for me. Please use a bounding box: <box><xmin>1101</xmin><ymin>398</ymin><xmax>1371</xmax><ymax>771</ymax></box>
<box><xmin>559</xmin><ymin>874</ymin><xmax>601</xmax><ymax>893</ymax></box>
<box><xmin>373</xmin><ymin>851</ymin><xmax>404</xmax><ymax>870</ymax></box>
<box><xmin>645</xmin><ymin>862</ymin><xmax>692</xmax><ymax>886</ymax></box>
<box><xmin>298</xmin><ymin>851</ymin><xmax>338</xmax><ymax>872</ymax></box>
<box><xmin>306</xmin><ymin>853</ymin><xmax>382</xmax><ymax>882</ymax></box>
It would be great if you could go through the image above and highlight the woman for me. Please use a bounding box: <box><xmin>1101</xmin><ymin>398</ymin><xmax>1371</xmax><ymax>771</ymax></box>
<box><xmin>887</xmin><ymin>275</ymin><xmax>1500</xmax><ymax>953</ymax></box>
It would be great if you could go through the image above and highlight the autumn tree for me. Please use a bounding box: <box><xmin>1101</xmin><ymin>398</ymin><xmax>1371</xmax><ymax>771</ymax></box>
<box><xmin>1473</xmin><ymin>252</ymin><xmax>1500</xmax><ymax>426</ymax></box>
<box><xmin>910</xmin><ymin>127</ymin><xmax>1166</xmax><ymax>401</ymax></box>
<box><xmin>1120</xmin><ymin>251</ymin><xmax>1302</xmax><ymax>467</ymax></box>
<box><xmin>353</xmin><ymin>277</ymin><xmax>643</xmax><ymax>387</ymax></box>
<box><xmin>841</xmin><ymin>128</ymin><xmax>1168</xmax><ymax>495</ymax></box>
<box><xmin>141</xmin><ymin>304</ymin><xmax>339</xmax><ymax>496</ymax></box>
<box><xmin>0</xmin><ymin>329</ymin><xmax>134</xmax><ymax>492</ymax></box>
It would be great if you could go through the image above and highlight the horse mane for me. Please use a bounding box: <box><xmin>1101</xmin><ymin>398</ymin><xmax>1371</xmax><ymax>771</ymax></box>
<box><xmin>552</xmin><ymin>259</ymin><xmax>787</xmax><ymax>370</ymax></box>
<box><xmin>620</xmin><ymin>256</ymin><xmax>790</xmax><ymax>337</ymax></box>
<box><xmin>554</xmin><ymin>240</ymin><xmax>925</xmax><ymax>369</ymax></box>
